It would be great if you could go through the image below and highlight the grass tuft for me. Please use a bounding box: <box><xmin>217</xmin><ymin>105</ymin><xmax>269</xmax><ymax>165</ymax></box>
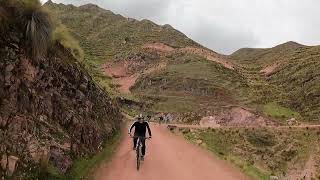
<box><xmin>263</xmin><ymin>102</ymin><xmax>300</xmax><ymax>121</ymax></box>
<box><xmin>52</xmin><ymin>24</ymin><xmax>84</xmax><ymax>60</ymax></box>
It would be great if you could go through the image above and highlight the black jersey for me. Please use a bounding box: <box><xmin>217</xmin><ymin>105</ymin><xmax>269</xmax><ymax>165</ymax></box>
<box><xmin>129</xmin><ymin>121</ymin><xmax>152</xmax><ymax>137</ymax></box>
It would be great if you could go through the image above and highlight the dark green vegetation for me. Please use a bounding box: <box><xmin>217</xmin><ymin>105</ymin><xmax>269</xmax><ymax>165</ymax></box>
<box><xmin>263</xmin><ymin>102</ymin><xmax>300</xmax><ymax>120</ymax></box>
<box><xmin>0</xmin><ymin>0</ymin><xmax>121</xmax><ymax>179</ymax></box>
<box><xmin>181</xmin><ymin>127</ymin><xmax>320</xmax><ymax>179</ymax></box>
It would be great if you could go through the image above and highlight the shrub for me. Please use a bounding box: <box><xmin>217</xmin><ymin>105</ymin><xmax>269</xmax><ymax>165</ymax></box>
<box><xmin>247</xmin><ymin>131</ymin><xmax>276</xmax><ymax>147</ymax></box>
<box><xmin>3</xmin><ymin>0</ymin><xmax>53</xmax><ymax>60</ymax></box>
<box><xmin>52</xmin><ymin>24</ymin><xmax>84</xmax><ymax>60</ymax></box>
<box><xmin>21</xmin><ymin>1</ymin><xmax>52</xmax><ymax>60</ymax></box>
<box><xmin>281</xmin><ymin>149</ymin><xmax>297</xmax><ymax>161</ymax></box>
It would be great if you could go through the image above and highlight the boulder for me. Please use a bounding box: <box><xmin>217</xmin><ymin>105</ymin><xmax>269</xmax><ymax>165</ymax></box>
<box><xmin>269</xmin><ymin>176</ymin><xmax>279</xmax><ymax>180</ymax></box>
<box><xmin>79</xmin><ymin>83</ymin><xmax>87</xmax><ymax>92</ymax></box>
<box><xmin>286</xmin><ymin>118</ymin><xmax>297</xmax><ymax>126</ymax></box>
<box><xmin>196</xmin><ymin>139</ymin><xmax>203</xmax><ymax>145</ymax></box>
<box><xmin>1</xmin><ymin>155</ymin><xmax>19</xmax><ymax>176</ymax></box>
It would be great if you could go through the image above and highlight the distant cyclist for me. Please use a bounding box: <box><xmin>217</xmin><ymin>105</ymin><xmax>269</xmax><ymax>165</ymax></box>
<box><xmin>146</xmin><ymin>115</ymin><xmax>151</xmax><ymax>122</ymax></box>
<box><xmin>159</xmin><ymin>114</ymin><xmax>164</xmax><ymax>125</ymax></box>
<box><xmin>128</xmin><ymin>114</ymin><xmax>152</xmax><ymax>161</ymax></box>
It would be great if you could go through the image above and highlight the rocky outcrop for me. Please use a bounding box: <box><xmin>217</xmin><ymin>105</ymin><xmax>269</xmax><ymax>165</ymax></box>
<box><xmin>0</xmin><ymin>32</ymin><xmax>122</xmax><ymax>178</ymax></box>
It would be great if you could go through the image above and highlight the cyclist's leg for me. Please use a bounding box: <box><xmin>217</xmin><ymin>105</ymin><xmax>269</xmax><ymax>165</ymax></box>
<box><xmin>133</xmin><ymin>137</ymin><xmax>138</xmax><ymax>149</ymax></box>
<box><xmin>141</xmin><ymin>139</ymin><xmax>146</xmax><ymax>156</ymax></box>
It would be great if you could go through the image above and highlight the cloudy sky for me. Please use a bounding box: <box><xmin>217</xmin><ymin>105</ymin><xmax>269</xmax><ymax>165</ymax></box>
<box><xmin>41</xmin><ymin>0</ymin><xmax>320</xmax><ymax>54</ymax></box>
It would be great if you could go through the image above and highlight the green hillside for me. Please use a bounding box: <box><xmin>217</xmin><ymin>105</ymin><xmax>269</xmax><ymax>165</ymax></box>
<box><xmin>230</xmin><ymin>42</ymin><xmax>320</xmax><ymax>121</ymax></box>
<box><xmin>45</xmin><ymin>1</ymin><xmax>319</xmax><ymax>122</ymax></box>
<box><xmin>44</xmin><ymin>1</ymin><xmax>199</xmax><ymax>66</ymax></box>
<box><xmin>132</xmin><ymin>54</ymin><xmax>250</xmax><ymax>115</ymax></box>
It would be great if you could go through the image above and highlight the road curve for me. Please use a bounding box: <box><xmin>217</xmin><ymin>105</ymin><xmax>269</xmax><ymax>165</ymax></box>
<box><xmin>93</xmin><ymin>123</ymin><xmax>248</xmax><ymax>180</ymax></box>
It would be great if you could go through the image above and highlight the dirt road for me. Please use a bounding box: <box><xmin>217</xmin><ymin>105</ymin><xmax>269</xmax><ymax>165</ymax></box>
<box><xmin>93</xmin><ymin>124</ymin><xmax>248</xmax><ymax>180</ymax></box>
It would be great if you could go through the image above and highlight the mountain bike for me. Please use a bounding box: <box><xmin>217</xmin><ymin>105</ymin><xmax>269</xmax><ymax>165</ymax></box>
<box><xmin>130</xmin><ymin>136</ymin><xmax>151</xmax><ymax>171</ymax></box>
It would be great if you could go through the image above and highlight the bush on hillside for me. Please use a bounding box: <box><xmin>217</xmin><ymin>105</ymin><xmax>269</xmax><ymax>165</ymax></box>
<box><xmin>1</xmin><ymin>0</ymin><xmax>83</xmax><ymax>61</ymax></box>
<box><xmin>246</xmin><ymin>131</ymin><xmax>276</xmax><ymax>147</ymax></box>
<box><xmin>24</xmin><ymin>7</ymin><xmax>52</xmax><ymax>60</ymax></box>
<box><xmin>52</xmin><ymin>24</ymin><xmax>84</xmax><ymax>60</ymax></box>
<box><xmin>1</xmin><ymin>0</ymin><xmax>52</xmax><ymax>60</ymax></box>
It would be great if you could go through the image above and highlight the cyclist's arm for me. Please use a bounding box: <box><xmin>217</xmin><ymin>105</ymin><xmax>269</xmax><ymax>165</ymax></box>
<box><xmin>146</xmin><ymin>122</ymin><xmax>152</xmax><ymax>137</ymax></box>
<box><xmin>128</xmin><ymin>121</ymin><xmax>136</xmax><ymax>134</ymax></box>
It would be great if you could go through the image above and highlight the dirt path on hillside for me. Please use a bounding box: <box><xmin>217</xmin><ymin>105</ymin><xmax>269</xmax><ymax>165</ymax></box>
<box><xmin>93</xmin><ymin>124</ymin><xmax>248</xmax><ymax>180</ymax></box>
<box><xmin>260</xmin><ymin>63</ymin><xmax>280</xmax><ymax>76</ymax></box>
<box><xmin>102</xmin><ymin>62</ymin><xmax>167</xmax><ymax>94</ymax></box>
<box><xmin>143</xmin><ymin>43</ymin><xmax>234</xmax><ymax>70</ymax></box>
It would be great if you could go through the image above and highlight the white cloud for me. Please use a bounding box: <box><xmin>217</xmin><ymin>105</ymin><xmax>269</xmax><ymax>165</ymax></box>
<box><xmin>43</xmin><ymin>0</ymin><xmax>320</xmax><ymax>54</ymax></box>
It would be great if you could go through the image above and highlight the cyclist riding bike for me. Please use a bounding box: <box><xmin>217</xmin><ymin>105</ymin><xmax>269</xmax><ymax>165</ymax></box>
<box><xmin>128</xmin><ymin>114</ymin><xmax>152</xmax><ymax>161</ymax></box>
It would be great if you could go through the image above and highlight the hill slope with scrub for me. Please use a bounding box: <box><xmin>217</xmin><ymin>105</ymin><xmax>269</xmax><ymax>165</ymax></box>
<box><xmin>45</xmin><ymin>1</ymin><xmax>319</xmax><ymax>124</ymax></box>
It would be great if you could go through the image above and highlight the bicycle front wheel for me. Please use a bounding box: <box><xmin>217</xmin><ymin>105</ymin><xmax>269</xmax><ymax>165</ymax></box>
<box><xmin>136</xmin><ymin>147</ymin><xmax>140</xmax><ymax>171</ymax></box>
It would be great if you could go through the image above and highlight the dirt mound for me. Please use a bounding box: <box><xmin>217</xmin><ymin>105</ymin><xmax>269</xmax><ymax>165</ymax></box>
<box><xmin>200</xmin><ymin>116</ymin><xmax>221</xmax><ymax>128</ymax></box>
<box><xmin>102</xmin><ymin>62</ymin><xmax>134</xmax><ymax>93</ymax></box>
<box><xmin>177</xmin><ymin>47</ymin><xmax>234</xmax><ymax>70</ymax></box>
<box><xmin>143</xmin><ymin>43</ymin><xmax>235</xmax><ymax>70</ymax></box>
<box><xmin>203</xmin><ymin>107</ymin><xmax>275</xmax><ymax>127</ymax></box>
<box><xmin>102</xmin><ymin>60</ymin><xmax>166</xmax><ymax>94</ymax></box>
<box><xmin>143</xmin><ymin>43</ymin><xmax>174</xmax><ymax>53</ymax></box>
<box><xmin>117</xmin><ymin>75</ymin><xmax>139</xmax><ymax>93</ymax></box>
<box><xmin>260</xmin><ymin>63</ymin><xmax>280</xmax><ymax>76</ymax></box>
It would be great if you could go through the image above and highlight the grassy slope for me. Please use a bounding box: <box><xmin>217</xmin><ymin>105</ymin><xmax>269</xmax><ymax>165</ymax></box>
<box><xmin>230</xmin><ymin>42</ymin><xmax>320</xmax><ymax>121</ymax></box>
<box><xmin>46</xmin><ymin>2</ymin><xmax>319</xmax><ymax>122</ymax></box>
<box><xmin>45</xmin><ymin>1</ymin><xmax>251</xmax><ymax>118</ymax></box>
<box><xmin>230</xmin><ymin>41</ymin><xmax>304</xmax><ymax>66</ymax></box>
<box><xmin>44</xmin><ymin>2</ymin><xmax>198</xmax><ymax>65</ymax></box>
<box><xmin>44</xmin><ymin>1</ymin><xmax>201</xmax><ymax>96</ymax></box>
<box><xmin>180</xmin><ymin>127</ymin><xmax>320</xmax><ymax>179</ymax></box>
<box><xmin>132</xmin><ymin>54</ymin><xmax>250</xmax><ymax>115</ymax></box>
